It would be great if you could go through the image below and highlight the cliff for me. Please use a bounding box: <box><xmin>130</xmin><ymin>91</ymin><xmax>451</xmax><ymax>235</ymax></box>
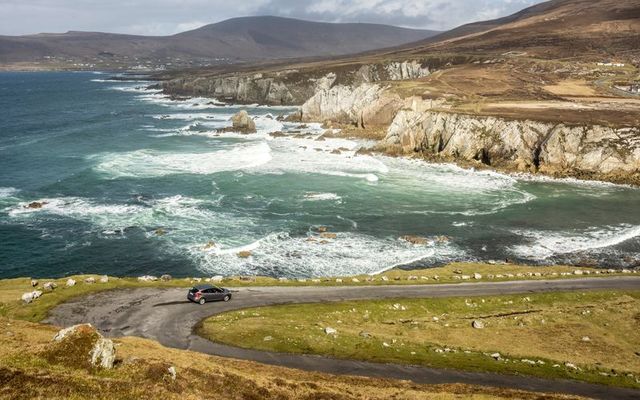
<box><xmin>382</xmin><ymin>99</ymin><xmax>640</xmax><ymax>185</ymax></box>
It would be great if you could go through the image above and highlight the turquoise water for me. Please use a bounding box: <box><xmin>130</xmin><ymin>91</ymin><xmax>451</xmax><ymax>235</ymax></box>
<box><xmin>1</xmin><ymin>72</ymin><xmax>639</xmax><ymax>279</ymax></box>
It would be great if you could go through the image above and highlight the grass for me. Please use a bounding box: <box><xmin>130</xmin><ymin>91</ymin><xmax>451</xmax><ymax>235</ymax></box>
<box><xmin>199</xmin><ymin>290</ymin><xmax>640</xmax><ymax>389</ymax></box>
<box><xmin>1</xmin><ymin>263</ymin><xmax>631</xmax><ymax>323</ymax></box>
<box><xmin>0</xmin><ymin>317</ymin><xmax>583</xmax><ymax>400</ymax></box>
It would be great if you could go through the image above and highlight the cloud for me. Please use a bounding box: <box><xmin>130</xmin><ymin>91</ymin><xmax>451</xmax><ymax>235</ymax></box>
<box><xmin>0</xmin><ymin>0</ymin><xmax>545</xmax><ymax>36</ymax></box>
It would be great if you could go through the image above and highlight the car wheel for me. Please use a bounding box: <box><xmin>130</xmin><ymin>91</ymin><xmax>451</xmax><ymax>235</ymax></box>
<box><xmin>223</xmin><ymin>295</ymin><xmax>230</xmax><ymax>302</ymax></box>
<box><xmin>199</xmin><ymin>298</ymin><xmax>206</xmax><ymax>305</ymax></box>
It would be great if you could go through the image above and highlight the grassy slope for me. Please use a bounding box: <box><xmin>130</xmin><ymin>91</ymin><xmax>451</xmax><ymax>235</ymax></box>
<box><xmin>199</xmin><ymin>290</ymin><xmax>640</xmax><ymax>389</ymax></box>
<box><xmin>0</xmin><ymin>317</ymin><xmax>582</xmax><ymax>400</ymax></box>
<box><xmin>1</xmin><ymin>263</ymin><xmax>629</xmax><ymax>322</ymax></box>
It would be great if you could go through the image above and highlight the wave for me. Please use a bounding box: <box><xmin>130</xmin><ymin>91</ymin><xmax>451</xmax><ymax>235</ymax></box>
<box><xmin>511</xmin><ymin>224</ymin><xmax>640</xmax><ymax>259</ymax></box>
<box><xmin>0</xmin><ymin>187</ymin><xmax>19</xmax><ymax>198</ymax></box>
<box><xmin>191</xmin><ymin>231</ymin><xmax>463</xmax><ymax>278</ymax></box>
<box><xmin>303</xmin><ymin>192</ymin><xmax>342</xmax><ymax>202</ymax></box>
<box><xmin>91</xmin><ymin>142</ymin><xmax>272</xmax><ymax>178</ymax></box>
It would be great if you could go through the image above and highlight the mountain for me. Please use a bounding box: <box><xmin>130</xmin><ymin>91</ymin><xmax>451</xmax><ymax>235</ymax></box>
<box><xmin>390</xmin><ymin>0</ymin><xmax>640</xmax><ymax>58</ymax></box>
<box><xmin>0</xmin><ymin>16</ymin><xmax>439</xmax><ymax>69</ymax></box>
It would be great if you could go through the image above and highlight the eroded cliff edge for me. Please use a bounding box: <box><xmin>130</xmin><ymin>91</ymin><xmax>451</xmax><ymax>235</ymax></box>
<box><xmin>161</xmin><ymin>60</ymin><xmax>640</xmax><ymax>186</ymax></box>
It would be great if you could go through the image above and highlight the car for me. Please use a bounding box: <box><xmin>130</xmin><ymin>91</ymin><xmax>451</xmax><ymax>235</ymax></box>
<box><xmin>187</xmin><ymin>284</ymin><xmax>232</xmax><ymax>305</ymax></box>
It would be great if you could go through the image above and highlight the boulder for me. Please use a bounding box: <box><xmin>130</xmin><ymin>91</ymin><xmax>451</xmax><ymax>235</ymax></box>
<box><xmin>211</xmin><ymin>276</ymin><xmax>224</xmax><ymax>282</ymax></box>
<box><xmin>66</xmin><ymin>278</ymin><xmax>76</xmax><ymax>287</ymax></box>
<box><xmin>91</xmin><ymin>337</ymin><xmax>116</xmax><ymax>369</ymax></box>
<box><xmin>84</xmin><ymin>277</ymin><xmax>96</xmax><ymax>284</ymax></box>
<box><xmin>324</xmin><ymin>327</ymin><xmax>337</xmax><ymax>335</ymax></box>
<box><xmin>99</xmin><ymin>275</ymin><xmax>109</xmax><ymax>283</ymax></box>
<box><xmin>472</xmin><ymin>320</ymin><xmax>485</xmax><ymax>329</ymax></box>
<box><xmin>26</xmin><ymin>201</ymin><xmax>47</xmax><ymax>209</ymax></box>
<box><xmin>160</xmin><ymin>274</ymin><xmax>172</xmax><ymax>281</ymax></box>
<box><xmin>138</xmin><ymin>275</ymin><xmax>158</xmax><ymax>282</ymax></box>
<box><xmin>43</xmin><ymin>282</ymin><xmax>57</xmax><ymax>291</ymax></box>
<box><xmin>167</xmin><ymin>366</ymin><xmax>177</xmax><ymax>381</ymax></box>
<box><xmin>53</xmin><ymin>324</ymin><xmax>116</xmax><ymax>369</ymax></box>
<box><xmin>30</xmin><ymin>279</ymin><xmax>38</xmax><ymax>287</ymax></box>
<box><xmin>237</xmin><ymin>250</ymin><xmax>252</xmax><ymax>258</ymax></box>
<box><xmin>230</xmin><ymin>110</ymin><xmax>256</xmax><ymax>134</ymax></box>
<box><xmin>21</xmin><ymin>292</ymin><xmax>36</xmax><ymax>303</ymax></box>
<box><xmin>400</xmin><ymin>235</ymin><xmax>429</xmax><ymax>245</ymax></box>
<box><xmin>473</xmin><ymin>273</ymin><xmax>482</xmax><ymax>280</ymax></box>
<box><xmin>320</xmin><ymin>232</ymin><xmax>337</xmax><ymax>239</ymax></box>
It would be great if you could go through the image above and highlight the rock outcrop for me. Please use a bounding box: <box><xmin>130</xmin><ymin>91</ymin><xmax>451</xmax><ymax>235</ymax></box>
<box><xmin>382</xmin><ymin>99</ymin><xmax>640</xmax><ymax>184</ymax></box>
<box><xmin>52</xmin><ymin>324</ymin><xmax>116</xmax><ymax>369</ymax></box>
<box><xmin>300</xmin><ymin>83</ymin><xmax>403</xmax><ymax>127</ymax></box>
<box><xmin>230</xmin><ymin>110</ymin><xmax>256</xmax><ymax>133</ymax></box>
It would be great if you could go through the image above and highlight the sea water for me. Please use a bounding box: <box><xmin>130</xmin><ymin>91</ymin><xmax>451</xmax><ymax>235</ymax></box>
<box><xmin>0</xmin><ymin>72</ymin><xmax>639</xmax><ymax>278</ymax></box>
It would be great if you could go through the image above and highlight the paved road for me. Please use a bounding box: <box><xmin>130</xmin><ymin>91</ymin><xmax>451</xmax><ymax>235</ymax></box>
<box><xmin>46</xmin><ymin>277</ymin><xmax>640</xmax><ymax>400</ymax></box>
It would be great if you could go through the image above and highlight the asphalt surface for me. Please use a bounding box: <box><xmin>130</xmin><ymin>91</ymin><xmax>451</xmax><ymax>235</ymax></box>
<box><xmin>45</xmin><ymin>277</ymin><xmax>640</xmax><ymax>400</ymax></box>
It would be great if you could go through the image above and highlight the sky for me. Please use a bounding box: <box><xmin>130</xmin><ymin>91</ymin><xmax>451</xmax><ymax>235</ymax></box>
<box><xmin>0</xmin><ymin>0</ymin><xmax>545</xmax><ymax>36</ymax></box>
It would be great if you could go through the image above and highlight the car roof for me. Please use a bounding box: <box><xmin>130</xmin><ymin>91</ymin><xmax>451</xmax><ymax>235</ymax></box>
<box><xmin>194</xmin><ymin>284</ymin><xmax>214</xmax><ymax>290</ymax></box>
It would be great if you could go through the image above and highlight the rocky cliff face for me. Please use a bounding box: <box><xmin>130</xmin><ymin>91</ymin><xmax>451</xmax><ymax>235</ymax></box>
<box><xmin>161</xmin><ymin>60</ymin><xmax>432</xmax><ymax>106</ymax></box>
<box><xmin>382</xmin><ymin>100</ymin><xmax>640</xmax><ymax>184</ymax></box>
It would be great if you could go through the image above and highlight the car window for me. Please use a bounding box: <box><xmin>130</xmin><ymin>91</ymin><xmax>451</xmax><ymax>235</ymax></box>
<box><xmin>189</xmin><ymin>287</ymin><xmax>199</xmax><ymax>293</ymax></box>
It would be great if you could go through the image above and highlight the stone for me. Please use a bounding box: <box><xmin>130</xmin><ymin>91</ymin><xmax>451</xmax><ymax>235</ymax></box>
<box><xmin>66</xmin><ymin>278</ymin><xmax>76</xmax><ymax>287</ymax></box>
<box><xmin>230</xmin><ymin>110</ymin><xmax>256</xmax><ymax>134</ymax></box>
<box><xmin>581</xmin><ymin>336</ymin><xmax>591</xmax><ymax>342</ymax></box>
<box><xmin>30</xmin><ymin>279</ymin><xmax>38</xmax><ymax>287</ymax></box>
<box><xmin>160</xmin><ymin>274</ymin><xmax>172</xmax><ymax>281</ymax></box>
<box><xmin>167</xmin><ymin>366</ymin><xmax>177</xmax><ymax>381</ymax></box>
<box><xmin>91</xmin><ymin>337</ymin><xmax>116</xmax><ymax>369</ymax></box>
<box><xmin>335</xmin><ymin>278</ymin><xmax>343</xmax><ymax>283</ymax></box>
<box><xmin>473</xmin><ymin>273</ymin><xmax>482</xmax><ymax>280</ymax></box>
<box><xmin>359</xmin><ymin>331</ymin><xmax>372</xmax><ymax>338</ymax></box>
<box><xmin>565</xmin><ymin>362</ymin><xmax>579</xmax><ymax>370</ymax></box>
<box><xmin>319</xmin><ymin>232</ymin><xmax>337</xmax><ymax>239</ymax></box>
<box><xmin>26</xmin><ymin>201</ymin><xmax>47</xmax><ymax>209</ymax></box>
<box><xmin>263</xmin><ymin>336</ymin><xmax>273</xmax><ymax>341</ymax></box>
<box><xmin>381</xmin><ymin>276</ymin><xmax>389</xmax><ymax>281</ymax></box>
<box><xmin>351</xmin><ymin>278</ymin><xmax>360</xmax><ymax>283</ymax></box>
<box><xmin>237</xmin><ymin>251</ymin><xmax>252</xmax><ymax>258</ymax></box>
<box><xmin>316</xmin><ymin>226</ymin><xmax>328</xmax><ymax>233</ymax></box>
<box><xmin>138</xmin><ymin>275</ymin><xmax>158</xmax><ymax>282</ymax></box>
<box><xmin>43</xmin><ymin>282</ymin><xmax>57</xmax><ymax>291</ymax></box>
<box><xmin>99</xmin><ymin>275</ymin><xmax>109</xmax><ymax>283</ymax></box>
<box><xmin>400</xmin><ymin>235</ymin><xmax>429</xmax><ymax>245</ymax></box>
<box><xmin>21</xmin><ymin>292</ymin><xmax>35</xmax><ymax>303</ymax></box>
<box><xmin>472</xmin><ymin>320</ymin><xmax>485</xmax><ymax>329</ymax></box>
<box><xmin>154</xmin><ymin>228</ymin><xmax>166</xmax><ymax>236</ymax></box>
<box><xmin>324</xmin><ymin>327</ymin><xmax>337</xmax><ymax>335</ymax></box>
<box><xmin>84</xmin><ymin>277</ymin><xmax>96</xmax><ymax>284</ymax></box>
<box><xmin>211</xmin><ymin>275</ymin><xmax>224</xmax><ymax>282</ymax></box>
<box><xmin>491</xmin><ymin>352</ymin><xmax>501</xmax><ymax>360</ymax></box>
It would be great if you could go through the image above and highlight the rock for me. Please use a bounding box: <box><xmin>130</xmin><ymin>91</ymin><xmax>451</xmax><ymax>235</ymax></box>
<box><xmin>472</xmin><ymin>320</ymin><xmax>485</xmax><ymax>329</ymax></box>
<box><xmin>268</xmin><ymin>131</ymin><xmax>287</xmax><ymax>138</ymax></box>
<box><xmin>66</xmin><ymin>278</ymin><xmax>76</xmax><ymax>287</ymax></box>
<box><xmin>324</xmin><ymin>327</ymin><xmax>337</xmax><ymax>335</ymax></box>
<box><xmin>237</xmin><ymin>250</ymin><xmax>252</xmax><ymax>258</ymax></box>
<box><xmin>91</xmin><ymin>337</ymin><xmax>116</xmax><ymax>369</ymax></box>
<box><xmin>400</xmin><ymin>235</ymin><xmax>429</xmax><ymax>245</ymax></box>
<box><xmin>382</xmin><ymin>342</ymin><xmax>391</xmax><ymax>348</ymax></box>
<box><xmin>160</xmin><ymin>274</ymin><xmax>172</xmax><ymax>281</ymax></box>
<box><xmin>138</xmin><ymin>275</ymin><xmax>158</xmax><ymax>282</ymax></box>
<box><xmin>263</xmin><ymin>336</ymin><xmax>273</xmax><ymax>341</ymax></box>
<box><xmin>359</xmin><ymin>331</ymin><xmax>372</xmax><ymax>338</ymax></box>
<box><xmin>230</xmin><ymin>110</ymin><xmax>257</xmax><ymax>134</ymax></box>
<box><xmin>84</xmin><ymin>277</ymin><xmax>96</xmax><ymax>284</ymax></box>
<box><xmin>491</xmin><ymin>352</ymin><xmax>501</xmax><ymax>360</ymax></box>
<box><xmin>192</xmin><ymin>277</ymin><xmax>202</xmax><ymax>282</ymax></box>
<box><xmin>21</xmin><ymin>292</ymin><xmax>35</xmax><ymax>303</ymax></box>
<box><xmin>461</xmin><ymin>275</ymin><xmax>471</xmax><ymax>280</ymax></box>
<box><xmin>167</xmin><ymin>366</ymin><xmax>177</xmax><ymax>381</ymax></box>
<box><xmin>351</xmin><ymin>278</ymin><xmax>360</xmax><ymax>283</ymax></box>
<box><xmin>30</xmin><ymin>279</ymin><xmax>38</xmax><ymax>287</ymax></box>
<box><xmin>320</xmin><ymin>232</ymin><xmax>337</xmax><ymax>239</ymax></box>
<box><xmin>154</xmin><ymin>228</ymin><xmax>166</xmax><ymax>236</ymax></box>
<box><xmin>392</xmin><ymin>303</ymin><xmax>407</xmax><ymax>311</ymax></box>
<box><xmin>565</xmin><ymin>362</ymin><xmax>579</xmax><ymax>370</ymax></box>
<box><xmin>473</xmin><ymin>273</ymin><xmax>482</xmax><ymax>280</ymax></box>
<box><xmin>203</xmin><ymin>241</ymin><xmax>217</xmax><ymax>250</ymax></box>
<box><xmin>43</xmin><ymin>282</ymin><xmax>57</xmax><ymax>291</ymax></box>
<box><xmin>581</xmin><ymin>336</ymin><xmax>591</xmax><ymax>342</ymax></box>
<box><xmin>26</xmin><ymin>201</ymin><xmax>47</xmax><ymax>209</ymax></box>
<box><xmin>573</xmin><ymin>270</ymin><xmax>583</xmax><ymax>275</ymax></box>
<box><xmin>381</xmin><ymin>276</ymin><xmax>389</xmax><ymax>281</ymax></box>
<box><xmin>335</xmin><ymin>278</ymin><xmax>343</xmax><ymax>283</ymax></box>
<box><xmin>211</xmin><ymin>275</ymin><xmax>224</xmax><ymax>282</ymax></box>
<box><xmin>316</xmin><ymin>226</ymin><xmax>328</xmax><ymax>233</ymax></box>
<box><xmin>99</xmin><ymin>275</ymin><xmax>109</xmax><ymax>283</ymax></box>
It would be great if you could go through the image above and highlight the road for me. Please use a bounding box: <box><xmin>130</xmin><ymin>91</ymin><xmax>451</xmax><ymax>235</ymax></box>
<box><xmin>45</xmin><ymin>277</ymin><xmax>640</xmax><ymax>400</ymax></box>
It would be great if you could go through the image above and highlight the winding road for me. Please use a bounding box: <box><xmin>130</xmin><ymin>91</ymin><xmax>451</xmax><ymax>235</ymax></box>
<box><xmin>45</xmin><ymin>277</ymin><xmax>640</xmax><ymax>400</ymax></box>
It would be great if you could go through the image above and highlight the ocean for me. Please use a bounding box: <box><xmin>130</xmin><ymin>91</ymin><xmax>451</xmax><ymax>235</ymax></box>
<box><xmin>0</xmin><ymin>71</ymin><xmax>639</xmax><ymax>279</ymax></box>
